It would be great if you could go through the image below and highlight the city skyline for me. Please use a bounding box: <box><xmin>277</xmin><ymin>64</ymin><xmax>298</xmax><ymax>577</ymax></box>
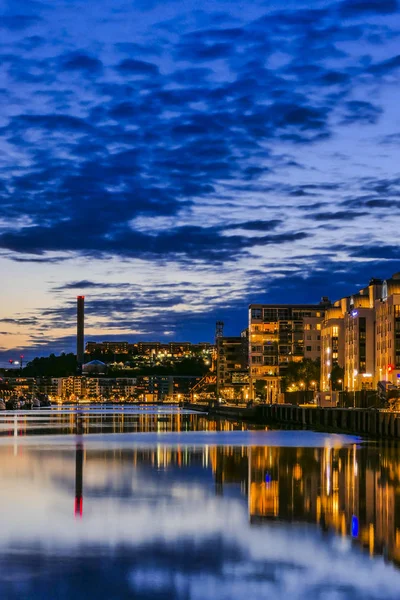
<box><xmin>1</xmin><ymin>0</ymin><xmax>400</xmax><ymax>363</ymax></box>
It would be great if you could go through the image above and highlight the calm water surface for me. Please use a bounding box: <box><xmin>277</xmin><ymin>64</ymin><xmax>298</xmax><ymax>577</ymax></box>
<box><xmin>0</xmin><ymin>406</ymin><xmax>399</xmax><ymax>599</ymax></box>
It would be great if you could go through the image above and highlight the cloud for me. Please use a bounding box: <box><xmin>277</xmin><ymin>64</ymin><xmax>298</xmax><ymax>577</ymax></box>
<box><xmin>367</xmin><ymin>54</ymin><xmax>400</xmax><ymax>75</ymax></box>
<box><xmin>60</xmin><ymin>52</ymin><xmax>103</xmax><ymax>74</ymax></box>
<box><xmin>0</xmin><ymin>0</ymin><xmax>400</xmax><ymax>351</ymax></box>
<box><xmin>341</xmin><ymin>100</ymin><xmax>383</xmax><ymax>124</ymax></box>
<box><xmin>226</xmin><ymin>220</ymin><xmax>282</xmax><ymax>231</ymax></box>
<box><xmin>310</xmin><ymin>211</ymin><xmax>369</xmax><ymax>221</ymax></box>
<box><xmin>0</xmin><ymin>15</ymin><xmax>41</xmax><ymax>30</ymax></box>
<box><xmin>115</xmin><ymin>58</ymin><xmax>159</xmax><ymax>75</ymax></box>
<box><xmin>339</xmin><ymin>0</ymin><xmax>399</xmax><ymax>17</ymax></box>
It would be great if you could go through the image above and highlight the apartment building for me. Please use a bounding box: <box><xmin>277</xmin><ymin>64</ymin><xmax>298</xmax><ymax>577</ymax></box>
<box><xmin>322</xmin><ymin>278</ymin><xmax>382</xmax><ymax>392</ymax></box>
<box><xmin>216</xmin><ymin>336</ymin><xmax>248</xmax><ymax>400</ymax></box>
<box><xmin>375</xmin><ymin>273</ymin><xmax>400</xmax><ymax>385</ymax></box>
<box><xmin>344</xmin><ymin>281</ymin><xmax>382</xmax><ymax>391</ymax></box>
<box><xmin>249</xmin><ymin>301</ymin><xmax>329</xmax><ymax>399</ymax></box>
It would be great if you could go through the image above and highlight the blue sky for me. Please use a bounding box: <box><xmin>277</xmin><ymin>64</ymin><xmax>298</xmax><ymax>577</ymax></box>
<box><xmin>0</xmin><ymin>0</ymin><xmax>400</xmax><ymax>361</ymax></box>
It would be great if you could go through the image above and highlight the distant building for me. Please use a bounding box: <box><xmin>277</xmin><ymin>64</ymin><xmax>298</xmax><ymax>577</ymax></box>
<box><xmin>85</xmin><ymin>341</ymin><xmax>129</xmax><ymax>354</ymax></box>
<box><xmin>85</xmin><ymin>340</ymin><xmax>213</xmax><ymax>358</ymax></box>
<box><xmin>82</xmin><ymin>360</ymin><xmax>107</xmax><ymax>374</ymax></box>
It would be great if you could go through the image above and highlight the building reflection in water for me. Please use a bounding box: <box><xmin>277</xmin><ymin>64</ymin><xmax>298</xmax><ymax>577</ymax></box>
<box><xmin>4</xmin><ymin>409</ymin><xmax>400</xmax><ymax>569</ymax></box>
<box><xmin>78</xmin><ymin>439</ymin><xmax>400</xmax><ymax>568</ymax></box>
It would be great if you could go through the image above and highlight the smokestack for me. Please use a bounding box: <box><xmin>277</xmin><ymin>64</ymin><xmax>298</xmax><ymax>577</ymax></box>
<box><xmin>77</xmin><ymin>296</ymin><xmax>85</xmax><ymax>373</ymax></box>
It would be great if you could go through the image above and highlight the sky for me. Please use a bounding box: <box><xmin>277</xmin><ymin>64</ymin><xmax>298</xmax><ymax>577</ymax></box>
<box><xmin>0</xmin><ymin>0</ymin><xmax>400</xmax><ymax>363</ymax></box>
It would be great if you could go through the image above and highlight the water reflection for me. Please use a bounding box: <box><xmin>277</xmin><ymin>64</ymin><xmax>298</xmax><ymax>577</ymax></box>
<box><xmin>0</xmin><ymin>407</ymin><xmax>242</xmax><ymax>437</ymax></box>
<box><xmin>0</xmin><ymin>410</ymin><xmax>400</xmax><ymax>598</ymax></box>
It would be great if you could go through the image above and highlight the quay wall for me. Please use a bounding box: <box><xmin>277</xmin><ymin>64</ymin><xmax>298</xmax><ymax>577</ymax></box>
<box><xmin>255</xmin><ymin>405</ymin><xmax>400</xmax><ymax>439</ymax></box>
<box><xmin>184</xmin><ymin>402</ymin><xmax>400</xmax><ymax>439</ymax></box>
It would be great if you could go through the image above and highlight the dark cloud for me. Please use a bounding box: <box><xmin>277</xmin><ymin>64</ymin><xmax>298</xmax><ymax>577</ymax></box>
<box><xmin>115</xmin><ymin>58</ymin><xmax>159</xmax><ymax>75</ymax></box>
<box><xmin>339</xmin><ymin>0</ymin><xmax>399</xmax><ymax>17</ymax></box>
<box><xmin>349</xmin><ymin>244</ymin><xmax>400</xmax><ymax>260</ymax></box>
<box><xmin>0</xmin><ymin>15</ymin><xmax>41</xmax><ymax>30</ymax></box>
<box><xmin>0</xmin><ymin>0</ymin><xmax>399</xmax><ymax>350</ymax></box>
<box><xmin>175</xmin><ymin>41</ymin><xmax>234</xmax><ymax>61</ymax></box>
<box><xmin>0</xmin><ymin>317</ymin><xmax>38</xmax><ymax>326</ymax></box>
<box><xmin>367</xmin><ymin>54</ymin><xmax>400</xmax><ymax>75</ymax></box>
<box><xmin>341</xmin><ymin>100</ymin><xmax>383</xmax><ymax>124</ymax></box>
<box><xmin>60</xmin><ymin>52</ymin><xmax>103</xmax><ymax>74</ymax></box>
<box><xmin>227</xmin><ymin>220</ymin><xmax>282</xmax><ymax>232</ymax></box>
<box><xmin>0</xmin><ymin>221</ymin><xmax>309</xmax><ymax>264</ymax></box>
<box><xmin>55</xmin><ymin>280</ymin><xmax>132</xmax><ymax>291</ymax></box>
<box><xmin>312</xmin><ymin>211</ymin><xmax>369</xmax><ymax>221</ymax></box>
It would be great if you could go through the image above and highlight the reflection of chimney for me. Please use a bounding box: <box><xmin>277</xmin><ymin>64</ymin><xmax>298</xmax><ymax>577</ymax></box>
<box><xmin>77</xmin><ymin>296</ymin><xmax>85</xmax><ymax>373</ymax></box>
<box><xmin>74</xmin><ymin>442</ymin><xmax>83</xmax><ymax>518</ymax></box>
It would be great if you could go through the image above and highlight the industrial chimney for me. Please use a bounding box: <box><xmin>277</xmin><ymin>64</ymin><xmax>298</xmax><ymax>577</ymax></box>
<box><xmin>77</xmin><ymin>296</ymin><xmax>85</xmax><ymax>373</ymax></box>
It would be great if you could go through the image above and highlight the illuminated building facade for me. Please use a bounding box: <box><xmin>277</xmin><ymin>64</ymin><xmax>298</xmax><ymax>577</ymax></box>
<box><xmin>249</xmin><ymin>302</ymin><xmax>329</xmax><ymax>399</ymax></box>
<box><xmin>343</xmin><ymin>280</ymin><xmax>382</xmax><ymax>391</ymax></box>
<box><xmin>85</xmin><ymin>340</ymin><xmax>213</xmax><ymax>357</ymax></box>
<box><xmin>216</xmin><ymin>336</ymin><xmax>248</xmax><ymax>400</ymax></box>
<box><xmin>320</xmin><ymin>301</ymin><xmax>347</xmax><ymax>392</ymax></box>
<box><xmin>375</xmin><ymin>273</ymin><xmax>400</xmax><ymax>385</ymax></box>
<box><xmin>85</xmin><ymin>341</ymin><xmax>129</xmax><ymax>354</ymax></box>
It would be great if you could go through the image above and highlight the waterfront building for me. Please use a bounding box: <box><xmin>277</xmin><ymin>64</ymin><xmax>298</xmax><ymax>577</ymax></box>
<box><xmin>249</xmin><ymin>301</ymin><xmax>329</xmax><ymax>399</ymax></box>
<box><xmin>320</xmin><ymin>300</ymin><xmax>348</xmax><ymax>392</ymax></box>
<box><xmin>97</xmin><ymin>378</ymin><xmax>136</xmax><ymax>400</ymax></box>
<box><xmin>136</xmin><ymin>375</ymin><xmax>202</xmax><ymax>402</ymax></box>
<box><xmin>344</xmin><ymin>280</ymin><xmax>382</xmax><ymax>392</ymax></box>
<box><xmin>375</xmin><ymin>273</ymin><xmax>400</xmax><ymax>386</ymax></box>
<box><xmin>216</xmin><ymin>336</ymin><xmax>248</xmax><ymax>401</ymax></box>
<box><xmin>59</xmin><ymin>376</ymin><xmax>99</xmax><ymax>399</ymax></box>
<box><xmin>322</xmin><ymin>278</ymin><xmax>383</xmax><ymax>392</ymax></box>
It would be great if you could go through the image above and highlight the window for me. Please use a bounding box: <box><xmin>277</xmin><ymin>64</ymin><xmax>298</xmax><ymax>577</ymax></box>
<box><xmin>306</xmin><ymin>346</ymin><xmax>312</xmax><ymax>352</ymax></box>
<box><xmin>263</xmin><ymin>308</ymin><xmax>278</xmax><ymax>322</ymax></box>
<box><xmin>251</xmin><ymin>308</ymin><xmax>262</xmax><ymax>320</ymax></box>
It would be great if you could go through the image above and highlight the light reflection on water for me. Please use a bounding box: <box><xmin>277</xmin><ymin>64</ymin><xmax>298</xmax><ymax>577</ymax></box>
<box><xmin>0</xmin><ymin>407</ymin><xmax>399</xmax><ymax>599</ymax></box>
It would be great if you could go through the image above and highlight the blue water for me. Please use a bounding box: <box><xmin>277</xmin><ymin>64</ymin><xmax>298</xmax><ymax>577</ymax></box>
<box><xmin>0</xmin><ymin>407</ymin><xmax>397</xmax><ymax>599</ymax></box>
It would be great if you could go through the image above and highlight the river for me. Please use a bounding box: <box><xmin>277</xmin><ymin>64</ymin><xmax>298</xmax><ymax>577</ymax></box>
<box><xmin>0</xmin><ymin>406</ymin><xmax>399</xmax><ymax>599</ymax></box>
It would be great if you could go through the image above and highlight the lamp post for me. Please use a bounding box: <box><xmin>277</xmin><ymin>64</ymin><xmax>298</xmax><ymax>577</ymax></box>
<box><xmin>337</xmin><ymin>379</ymin><xmax>343</xmax><ymax>407</ymax></box>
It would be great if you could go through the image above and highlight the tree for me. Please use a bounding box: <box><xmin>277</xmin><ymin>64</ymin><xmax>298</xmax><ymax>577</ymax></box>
<box><xmin>330</xmin><ymin>364</ymin><xmax>344</xmax><ymax>391</ymax></box>
<box><xmin>282</xmin><ymin>359</ymin><xmax>320</xmax><ymax>391</ymax></box>
<box><xmin>20</xmin><ymin>353</ymin><xmax>77</xmax><ymax>377</ymax></box>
